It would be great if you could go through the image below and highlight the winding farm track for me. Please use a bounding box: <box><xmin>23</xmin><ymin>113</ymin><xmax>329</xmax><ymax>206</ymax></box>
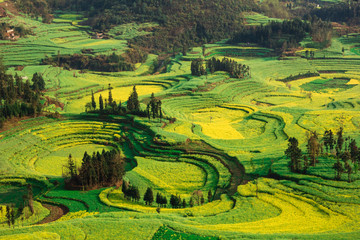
<box><xmin>37</xmin><ymin>203</ymin><xmax>69</xmax><ymax>224</ymax></box>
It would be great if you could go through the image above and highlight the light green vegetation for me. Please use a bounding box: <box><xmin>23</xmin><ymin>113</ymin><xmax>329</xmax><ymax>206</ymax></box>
<box><xmin>109</xmin><ymin>22</ymin><xmax>159</xmax><ymax>40</ymax></box>
<box><xmin>0</xmin><ymin>11</ymin><xmax>360</xmax><ymax>240</ymax></box>
<box><xmin>243</xmin><ymin>12</ymin><xmax>283</xmax><ymax>26</ymax></box>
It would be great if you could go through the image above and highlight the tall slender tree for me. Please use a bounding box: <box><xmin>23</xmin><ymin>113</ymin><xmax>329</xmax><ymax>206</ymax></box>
<box><xmin>99</xmin><ymin>94</ymin><xmax>104</xmax><ymax>111</ymax></box>
<box><xmin>91</xmin><ymin>90</ymin><xmax>96</xmax><ymax>110</ymax></box>
<box><xmin>307</xmin><ymin>131</ymin><xmax>320</xmax><ymax>166</ymax></box>
<box><xmin>285</xmin><ymin>137</ymin><xmax>302</xmax><ymax>172</ymax></box>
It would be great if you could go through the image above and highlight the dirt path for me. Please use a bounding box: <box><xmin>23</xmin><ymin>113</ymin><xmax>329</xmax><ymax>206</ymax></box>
<box><xmin>37</xmin><ymin>204</ymin><xmax>69</xmax><ymax>224</ymax></box>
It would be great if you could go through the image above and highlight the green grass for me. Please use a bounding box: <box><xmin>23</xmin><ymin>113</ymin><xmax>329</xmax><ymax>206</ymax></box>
<box><xmin>1</xmin><ymin>11</ymin><xmax>360</xmax><ymax>238</ymax></box>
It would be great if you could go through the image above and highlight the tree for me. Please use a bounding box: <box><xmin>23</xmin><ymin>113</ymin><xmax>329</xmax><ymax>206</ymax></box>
<box><xmin>182</xmin><ymin>199</ymin><xmax>186</xmax><ymax>208</ymax></box>
<box><xmin>108</xmin><ymin>84</ymin><xmax>113</xmax><ymax>105</ymax></box>
<box><xmin>91</xmin><ymin>90</ymin><xmax>96</xmax><ymax>110</ymax></box>
<box><xmin>349</xmin><ymin>139</ymin><xmax>359</xmax><ymax>163</ymax></box>
<box><xmin>207</xmin><ymin>190</ymin><xmax>213</xmax><ymax>202</ymax></box>
<box><xmin>285</xmin><ymin>137</ymin><xmax>302</xmax><ymax>172</ymax></box>
<box><xmin>342</xmin><ymin>151</ymin><xmax>352</xmax><ymax>182</ymax></box>
<box><xmin>66</xmin><ymin>154</ymin><xmax>77</xmax><ymax>179</ymax></box>
<box><xmin>191</xmin><ymin>190</ymin><xmax>203</xmax><ymax>206</ymax></box>
<box><xmin>307</xmin><ymin>131</ymin><xmax>320</xmax><ymax>166</ymax></box>
<box><xmin>336</xmin><ymin>127</ymin><xmax>344</xmax><ymax>156</ymax></box>
<box><xmin>143</xmin><ymin>187</ymin><xmax>154</xmax><ymax>205</ymax></box>
<box><xmin>333</xmin><ymin>159</ymin><xmax>344</xmax><ymax>180</ymax></box>
<box><xmin>99</xmin><ymin>94</ymin><xmax>104</xmax><ymax>111</ymax></box>
<box><xmin>189</xmin><ymin>197</ymin><xmax>194</xmax><ymax>207</ymax></box>
<box><xmin>200</xmin><ymin>196</ymin><xmax>205</xmax><ymax>205</ymax></box>
<box><xmin>344</xmin><ymin>160</ymin><xmax>353</xmax><ymax>183</ymax></box>
<box><xmin>6</xmin><ymin>205</ymin><xmax>11</xmax><ymax>228</ymax></box>
<box><xmin>127</xmin><ymin>86</ymin><xmax>140</xmax><ymax>112</ymax></box>
<box><xmin>147</xmin><ymin>93</ymin><xmax>162</xmax><ymax>120</ymax></box>
<box><xmin>156</xmin><ymin>192</ymin><xmax>161</xmax><ymax>207</ymax></box>
<box><xmin>323</xmin><ymin>130</ymin><xmax>335</xmax><ymax>153</ymax></box>
<box><xmin>31</xmin><ymin>73</ymin><xmax>45</xmax><ymax>91</ymax></box>
<box><xmin>191</xmin><ymin>59</ymin><xmax>206</xmax><ymax>76</ymax></box>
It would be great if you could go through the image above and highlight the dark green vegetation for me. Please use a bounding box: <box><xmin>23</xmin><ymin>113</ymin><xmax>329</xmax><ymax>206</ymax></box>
<box><xmin>300</xmin><ymin>78</ymin><xmax>355</xmax><ymax>92</ymax></box>
<box><xmin>45</xmin><ymin>0</ymin><xmax>258</xmax><ymax>53</ymax></box>
<box><xmin>66</xmin><ymin>149</ymin><xmax>125</xmax><ymax>190</ymax></box>
<box><xmin>0</xmin><ymin>64</ymin><xmax>45</xmax><ymax>128</ymax></box>
<box><xmin>191</xmin><ymin>57</ymin><xmax>250</xmax><ymax>79</ymax></box>
<box><xmin>230</xmin><ymin>18</ymin><xmax>332</xmax><ymax>50</ymax></box>
<box><xmin>42</xmin><ymin>48</ymin><xmax>147</xmax><ymax>72</ymax></box>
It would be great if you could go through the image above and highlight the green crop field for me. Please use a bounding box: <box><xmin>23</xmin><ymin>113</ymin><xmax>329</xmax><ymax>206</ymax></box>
<box><xmin>0</xmin><ymin>4</ymin><xmax>360</xmax><ymax>240</ymax></box>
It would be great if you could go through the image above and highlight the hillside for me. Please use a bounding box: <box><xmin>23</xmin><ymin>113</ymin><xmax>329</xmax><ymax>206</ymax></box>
<box><xmin>0</xmin><ymin>0</ymin><xmax>360</xmax><ymax>240</ymax></box>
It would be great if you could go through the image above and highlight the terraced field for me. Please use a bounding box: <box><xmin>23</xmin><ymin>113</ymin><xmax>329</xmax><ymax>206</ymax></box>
<box><xmin>0</xmin><ymin>10</ymin><xmax>360</xmax><ymax>240</ymax></box>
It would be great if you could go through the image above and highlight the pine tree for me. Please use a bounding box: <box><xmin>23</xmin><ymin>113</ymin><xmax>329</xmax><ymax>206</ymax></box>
<box><xmin>337</xmin><ymin>127</ymin><xmax>344</xmax><ymax>156</ymax></box>
<box><xmin>99</xmin><ymin>94</ymin><xmax>104</xmax><ymax>111</ymax></box>
<box><xmin>143</xmin><ymin>187</ymin><xmax>154</xmax><ymax>205</ymax></box>
<box><xmin>67</xmin><ymin>154</ymin><xmax>76</xmax><ymax>179</ymax></box>
<box><xmin>108</xmin><ymin>84</ymin><xmax>113</xmax><ymax>105</ymax></box>
<box><xmin>127</xmin><ymin>86</ymin><xmax>139</xmax><ymax>112</ymax></box>
<box><xmin>189</xmin><ymin>197</ymin><xmax>194</xmax><ymax>207</ymax></box>
<box><xmin>207</xmin><ymin>190</ymin><xmax>213</xmax><ymax>202</ymax></box>
<box><xmin>285</xmin><ymin>137</ymin><xmax>302</xmax><ymax>172</ymax></box>
<box><xmin>91</xmin><ymin>90</ymin><xmax>96</xmax><ymax>110</ymax></box>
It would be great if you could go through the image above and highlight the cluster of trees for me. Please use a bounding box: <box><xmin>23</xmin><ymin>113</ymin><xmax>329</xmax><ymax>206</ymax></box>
<box><xmin>87</xmin><ymin>85</ymin><xmax>163</xmax><ymax>120</ymax></box>
<box><xmin>191</xmin><ymin>57</ymin><xmax>250</xmax><ymax>79</ymax></box>
<box><xmin>66</xmin><ymin>150</ymin><xmax>125</xmax><ymax>189</ymax></box>
<box><xmin>3</xmin><ymin>206</ymin><xmax>16</xmax><ymax>228</ymax></box>
<box><xmin>122</xmin><ymin>182</ymin><xmax>141</xmax><ymax>202</ymax></box>
<box><xmin>229</xmin><ymin>19</ymin><xmax>311</xmax><ymax>50</ymax></box>
<box><xmin>121</xmin><ymin>185</ymin><xmax>213</xmax><ymax>209</ymax></box>
<box><xmin>42</xmin><ymin>52</ymin><xmax>136</xmax><ymax>72</ymax></box>
<box><xmin>207</xmin><ymin>57</ymin><xmax>250</xmax><ymax>79</ymax></box>
<box><xmin>307</xmin><ymin>16</ymin><xmax>333</xmax><ymax>48</ymax></box>
<box><xmin>285</xmin><ymin>128</ymin><xmax>360</xmax><ymax>182</ymax></box>
<box><xmin>87</xmin><ymin>84</ymin><xmax>125</xmax><ymax>114</ymax></box>
<box><xmin>146</xmin><ymin>93</ymin><xmax>162</xmax><ymax>120</ymax></box>
<box><xmin>45</xmin><ymin>0</ymin><xmax>258</xmax><ymax>53</ymax></box>
<box><xmin>0</xmin><ymin>65</ymin><xmax>45</xmax><ymax>128</ymax></box>
<box><xmin>309</xmin><ymin>1</ymin><xmax>360</xmax><ymax>25</ymax></box>
<box><xmin>15</xmin><ymin>0</ymin><xmax>53</xmax><ymax>23</ymax></box>
<box><xmin>230</xmin><ymin>18</ymin><xmax>332</xmax><ymax>51</ymax></box>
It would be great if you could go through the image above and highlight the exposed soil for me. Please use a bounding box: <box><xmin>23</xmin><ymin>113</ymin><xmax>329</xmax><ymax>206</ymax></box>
<box><xmin>37</xmin><ymin>203</ymin><xmax>69</xmax><ymax>224</ymax></box>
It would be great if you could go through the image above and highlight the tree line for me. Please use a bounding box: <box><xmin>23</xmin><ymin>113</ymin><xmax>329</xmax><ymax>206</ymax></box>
<box><xmin>121</xmin><ymin>183</ymin><xmax>214</xmax><ymax>209</ymax></box>
<box><xmin>66</xmin><ymin>149</ymin><xmax>125</xmax><ymax>190</ymax></box>
<box><xmin>41</xmin><ymin>51</ymin><xmax>144</xmax><ymax>72</ymax></box>
<box><xmin>308</xmin><ymin>1</ymin><xmax>360</xmax><ymax>25</ymax></box>
<box><xmin>229</xmin><ymin>18</ymin><xmax>332</xmax><ymax>51</ymax></box>
<box><xmin>0</xmin><ymin>64</ymin><xmax>45</xmax><ymax>128</ymax></box>
<box><xmin>229</xmin><ymin>19</ymin><xmax>310</xmax><ymax>50</ymax></box>
<box><xmin>191</xmin><ymin>57</ymin><xmax>250</xmax><ymax>79</ymax></box>
<box><xmin>285</xmin><ymin>127</ymin><xmax>360</xmax><ymax>182</ymax></box>
<box><xmin>86</xmin><ymin>85</ymin><xmax>163</xmax><ymax>121</ymax></box>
